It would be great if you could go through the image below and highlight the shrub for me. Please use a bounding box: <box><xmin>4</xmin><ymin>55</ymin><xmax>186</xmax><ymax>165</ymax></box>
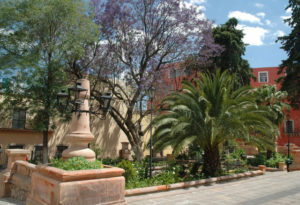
<box><xmin>266</xmin><ymin>153</ymin><xmax>287</xmax><ymax>168</ymax></box>
<box><xmin>247</xmin><ymin>152</ymin><xmax>266</xmax><ymax>166</ymax></box>
<box><xmin>102</xmin><ymin>157</ymin><xmax>121</xmax><ymax>166</ymax></box>
<box><xmin>51</xmin><ymin>157</ymin><xmax>103</xmax><ymax>171</ymax></box>
<box><xmin>117</xmin><ymin>160</ymin><xmax>137</xmax><ymax>182</ymax></box>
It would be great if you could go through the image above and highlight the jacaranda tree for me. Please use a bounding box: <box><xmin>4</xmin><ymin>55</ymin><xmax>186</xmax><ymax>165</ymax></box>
<box><xmin>86</xmin><ymin>0</ymin><xmax>222</xmax><ymax>161</ymax></box>
<box><xmin>153</xmin><ymin>71</ymin><xmax>278</xmax><ymax>177</ymax></box>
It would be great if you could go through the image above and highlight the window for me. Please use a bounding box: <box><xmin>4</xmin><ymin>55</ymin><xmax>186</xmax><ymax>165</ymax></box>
<box><xmin>12</xmin><ymin>110</ymin><xmax>26</xmax><ymax>129</ymax></box>
<box><xmin>8</xmin><ymin>144</ymin><xmax>24</xmax><ymax>149</ymax></box>
<box><xmin>170</xmin><ymin>84</ymin><xmax>174</xmax><ymax>91</ymax></box>
<box><xmin>168</xmin><ymin>69</ymin><xmax>175</xmax><ymax>78</ymax></box>
<box><xmin>55</xmin><ymin>145</ymin><xmax>68</xmax><ymax>158</ymax></box>
<box><xmin>285</xmin><ymin>120</ymin><xmax>294</xmax><ymax>133</ymax></box>
<box><xmin>258</xmin><ymin>72</ymin><xmax>268</xmax><ymax>83</ymax></box>
<box><xmin>184</xmin><ymin>68</ymin><xmax>191</xmax><ymax>76</ymax></box>
<box><xmin>176</xmin><ymin>69</ymin><xmax>183</xmax><ymax>77</ymax></box>
<box><xmin>33</xmin><ymin>145</ymin><xmax>43</xmax><ymax>163</ymax></box>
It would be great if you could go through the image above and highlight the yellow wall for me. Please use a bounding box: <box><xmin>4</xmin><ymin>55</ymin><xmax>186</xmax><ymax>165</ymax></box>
<box><xmin>0</xmin><ymin>98</ymin><xmax>172</xmax><ymax>165</ymax></box>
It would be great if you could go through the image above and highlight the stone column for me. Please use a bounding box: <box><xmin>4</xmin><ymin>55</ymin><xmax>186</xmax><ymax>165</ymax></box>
<box><xmin>6</xmin><ymin>149</ymin><xmax>30</xmax><ymax>170</ymax></box>
<box><xmin>62</xmin><ymin>79</ymin><xmax>96</xmax><ymax>162</ymax></box>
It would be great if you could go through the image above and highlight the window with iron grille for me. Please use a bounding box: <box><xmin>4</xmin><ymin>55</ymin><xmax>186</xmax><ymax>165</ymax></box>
<box><xmin>286</xmin><ymin>120</ymin><xmax>294</xmax><ymax>133</ymax></box>
<box><xmin>258</xmin><ymin>72</ymin><xmax>268</xmax><ymax>83</ymax></box>
<box><xmin>12</xmin><ymin>110</ymin><xmax>26</xmax><ymax>129</ymax></box>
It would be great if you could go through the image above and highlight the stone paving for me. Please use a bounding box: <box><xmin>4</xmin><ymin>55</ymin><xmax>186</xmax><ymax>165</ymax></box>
<box><xmin>1</xmin><ymin>171</ymin><xmax>300</xmax><ymax>205</ymax></box>
<box><xmin>126</xmin><ymin>171</ymin><xmax>300</xmax><ymax>205</ymax></box>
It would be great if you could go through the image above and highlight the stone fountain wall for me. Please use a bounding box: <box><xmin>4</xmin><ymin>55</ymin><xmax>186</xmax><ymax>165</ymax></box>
<box><xmin>10</xmin><ymin>161</ymin><xmax>36</xmax><ymax>201</ymax></box>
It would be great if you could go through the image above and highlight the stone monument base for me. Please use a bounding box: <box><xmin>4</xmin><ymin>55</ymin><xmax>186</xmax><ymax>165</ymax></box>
<box><xmin>26</xmin><ymin>165</ymin><xmax>126</xmax><ymax>205</ymax></box>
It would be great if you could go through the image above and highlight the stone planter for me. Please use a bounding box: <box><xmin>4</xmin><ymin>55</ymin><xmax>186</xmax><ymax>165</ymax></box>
<box><xmin>290</xmin><ymin>148</ymin><xmax>300</xmax><ymax>171</ymax></box>
<box><xmin>278</xmin><ymin>162</ymin><xmax>285</xmax><ymax>171</ymax></box>
<box><xmin>258</xmin><ymin>165</ymin><xmax>266</xmax><ymax>173</ymax></box>
<box><xmin>26</xmin><ymin>165</ymin><xmax>126</xmax><ymax>205</ymax></box>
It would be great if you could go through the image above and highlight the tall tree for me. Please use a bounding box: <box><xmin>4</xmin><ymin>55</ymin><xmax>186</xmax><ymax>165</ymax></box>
<box><xmin>0</xmin><ymin>0</ymin><xmax>99</xmax><ymax>163</ymax></box>
<box><xmin>84</xmin><ymin>0</ymin><xmax>222</xmax><ymax>161</ymax></box>
<box><xmin>185</xmin><ymin>18</ymin><xmax>254</xmax><ymax>87</ymax></box>
<box><xmin>153</xmin><ymin>71</ymin><xmax>278</xmax><ymax>177</ymax></box>
<box><xmin>277</xmin><ymin>0</ymin><xmax>300</xmax><ymax>108</ymax></box>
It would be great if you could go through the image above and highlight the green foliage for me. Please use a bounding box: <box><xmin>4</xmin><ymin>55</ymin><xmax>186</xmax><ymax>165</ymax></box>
<box><xmin>266</xmin><ymin>153</ymin><xmax>288</xmax><ymax>168</ymax></box>
<box><xmin>102</xmin><ymin>158</ymin><xmax>121</xmax><ymax>166</ymax></box>
<box><xmin>51</xmin><ymin>157</ymin><xmax>103</xmax><ymax>171</ymax></box>
<box><xmin>277</xmin><ymin>0</ymin><xmax>300</xmax><ymax>108</ymax></box>
<box><xmin>125</xmin><ymin>171</ymin><xmax>180</xmax><ymax>189</ymax></box>
<box><xmin>153</xmin><ymin>70</ymin><xmax>278</xmax><ymax>177</ymax></box>
<box><xmin>248</xmin><ymin>153</ymin><xmax>266</xmax><ymax>166</ymax></box>
<box><xmin>0</xmin><ymin>0</ymin><xmax>99</xmax><ymax>163</ymax></box>
<box><xmin>165</xmin><ymin>160</ymin><xmax>186</xmax><ymax>178</ymax></box>
<box><xmin>117</xmin><ymin>160</ymin><xmax>137</xmax><ymax>183</ymax></box>
<box><xmin>223</xmin><ymin>148</ymin><xmax>247</xmax><ymax>171</ymax></box>
<box><xmin>195</xmin><ymin>18</ymin><xmax>254</xmax><ymax>87</ymax></box>
<box><xmin>253</xmin><ymin>84</ymin><xmax>290</xmax><ymax>126</ymax></box>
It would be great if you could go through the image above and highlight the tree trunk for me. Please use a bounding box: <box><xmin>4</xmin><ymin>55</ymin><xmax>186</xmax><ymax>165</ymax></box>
<box><xmin>132</xmin><ymin>143</ymin><xmax>144</xmax><ymax>161</ymax></box>
<box><xmin>202</xmin><ymin>145</ymin><xmax>221</xmax><ymax>177</ymax></box>
<box><xmin>42</xmin><ymin>130</ymin><xmax>48</xmax><ymax>164</ymax></box>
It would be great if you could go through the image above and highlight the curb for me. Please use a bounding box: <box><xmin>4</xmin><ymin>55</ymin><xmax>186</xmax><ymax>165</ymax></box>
<box><xmin>249</xmin><ymin>166</ymin><xmax>282</xmax><ymax>172</ymax></box>
<box><xmin>125</xmin><ymin>170</ymin><xmax>264</xmax><ymax>196</ymax></box>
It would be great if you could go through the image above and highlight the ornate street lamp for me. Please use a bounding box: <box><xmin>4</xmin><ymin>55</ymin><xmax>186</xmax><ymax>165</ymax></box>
<box><xmin>56</xmin><ymin>79</ymin><xmax>113</xmax><ymax>161</ymax></box>
<box><xmin>286</xmin><ymin>114</ymin><xmax>293</xmax><ymax>172</ymax></box>
<box><xmin>147</xmin><ymin>86</ymin><xmax>155</xmax><ymax>178</ymax></box>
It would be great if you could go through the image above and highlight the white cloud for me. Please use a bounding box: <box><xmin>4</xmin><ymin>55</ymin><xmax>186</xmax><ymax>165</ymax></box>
<box><xmin>254</xmin><ymin>3</ymin><xmax>264</xmax><ymax>8</ymax></box>
<box><xmin>281</xmin><ymin>15</ymin><xmax>290</xmax><ymax>20</ymax></box>
<box><xmin>188</xmin><ymin>0</ymin><xmax>206</xmax><ymax>11</ymax></box>
<box><xmin>228</xmin><ymin>11</ymin><xmax>262</xmax><ymax>24</ymax></box>
<box><xmin>286</xmin><ymin>7</ymin><xmax>292</xmax><ymax>14</ymax></box>
<box><xmin>265</xmin><ymin>19</ymin><xmax>271</xmax><ymax>26</ymax></box>
<box><xmin>189</xmin><ymin>0</ymin><xmax>206</xmax><ymax>4</ymax></box>
<box><xmin>274</xmin><ymin>30</ymin><xmax>285</xmax><ymax>37</ymax></box>
<box><xmin>182</xmin><ymin>1</ymin><xmax>206</xmax><ymax>19</ymax></box>
<box><xmin>256</xmin><ymin>12</ymin><xmax>266</xmax><ymax>18</ymax></box>
<box><xmin>237</xmin><ymin>24</ymin><xmax>269</xmax><ymax>46</ymax></box>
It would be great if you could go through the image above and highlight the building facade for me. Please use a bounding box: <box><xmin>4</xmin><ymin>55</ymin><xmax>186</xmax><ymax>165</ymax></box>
<box><xmin>251</xmin><ymin>67</ymin><xmax>300</xmax><ymax>146</ymax></box>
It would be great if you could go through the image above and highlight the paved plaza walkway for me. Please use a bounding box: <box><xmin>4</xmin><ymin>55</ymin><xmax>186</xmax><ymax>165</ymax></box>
<box><xmin>126</xmin><ymin>171</ymin><xmax>300</xmax><ymax>205</ymax></box>
<box><xmin>1</xmin><ymin>171</ymin><xmax>300</xmax><ymax>205</ymax></box>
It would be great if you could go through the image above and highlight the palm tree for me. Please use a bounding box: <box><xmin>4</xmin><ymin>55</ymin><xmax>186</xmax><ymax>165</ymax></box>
<box><xmin>253</xmin><ymin>84</ymin><xmax>290</xmax><ymax>158</ymax></box>
<box><xmin>153</xmin><ymin>70</ymin><xmax>278</xmax><ymax>177</ymax></box>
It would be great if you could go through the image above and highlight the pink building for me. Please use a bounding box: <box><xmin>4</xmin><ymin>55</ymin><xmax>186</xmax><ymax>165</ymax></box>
<box><xmin>251</xmin><ymin>67</ymin><xmax>300</xmax><ymax>146</ymax></box>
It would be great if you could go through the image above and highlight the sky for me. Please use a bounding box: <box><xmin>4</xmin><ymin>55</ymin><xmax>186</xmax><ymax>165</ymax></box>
<box><xmin>187</xmin><ymin>0</ymin><xmax>292</xmax><ymax>68</ymax></box>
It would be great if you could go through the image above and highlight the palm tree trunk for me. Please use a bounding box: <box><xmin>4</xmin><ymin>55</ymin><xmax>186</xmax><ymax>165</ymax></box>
<box><xmin>202</xmin><ymin>145</ymin><xmax>221</xmax><ymax>177</ymax></box>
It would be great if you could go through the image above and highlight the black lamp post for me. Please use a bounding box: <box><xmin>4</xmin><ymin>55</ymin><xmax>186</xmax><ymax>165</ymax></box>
<box><xmin>286</xmin><ymin>114</ymin><xmax>293</xmax><ymax>172</ymax></box>
<box><xmin>148</xmin><ymin>86</ymin><xmax>155</xmax><ymax>178</ymax></box>
<box><xmin>57</xmin><ymin>82</ymin><xmax>112</xmax><ymax>119</ymax></box>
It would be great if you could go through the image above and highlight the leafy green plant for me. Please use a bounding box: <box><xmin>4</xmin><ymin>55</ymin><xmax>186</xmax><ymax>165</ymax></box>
<box><xmin>266</xmin><ymin>153</ymin><xmax>288</xmax><ymax>168</ymax></box>
<box><xmin>117</xmin><ymin>160</ymin><xmax>137</xmax><ymax>182</ymax></box>
<box><xmin>247</xmin><ymin>152</ymin><xmax>266</xmax><ymax>166</ymax></box>
<box><xmin>51</xmin><ymin>157</ymin><xmax>103</xmax><ymax>171</ymax></box>
<box><xmin>102</xmin><ymin>157</ymin><xmax>121</xmax><ymax>166</ymax></box>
